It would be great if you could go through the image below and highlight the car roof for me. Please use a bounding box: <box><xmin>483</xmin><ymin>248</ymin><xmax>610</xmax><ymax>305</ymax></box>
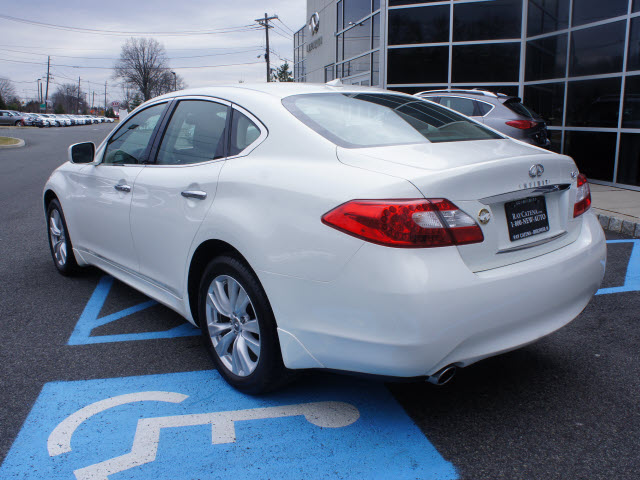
<box><xmin>146</xmin><ymin>82</ymin><xmax>391</xmax><ymax>107</ymax></box>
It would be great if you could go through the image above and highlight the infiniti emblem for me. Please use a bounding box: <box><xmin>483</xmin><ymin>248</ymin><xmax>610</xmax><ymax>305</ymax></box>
<box><xmin>478</xmin><ymin>208</ymin><xmax>491</xmax><ymax>225</ymax></box>
<box><xmin>529</xmin><ymin>164</ymin><xmax>544</xmax><ymax>178</ymax></box>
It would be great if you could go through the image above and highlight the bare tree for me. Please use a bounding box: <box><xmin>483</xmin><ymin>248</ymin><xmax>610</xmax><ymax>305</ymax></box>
<box><xmin>51</xmin><ymin>83</ymin><xmax>87</xmax><ymax>114</ymax></box>
<box><xmin>114</xmin><ymin>38</ymin><xmax>172</xmax><ymax>101</ymax></box>
<box><xmin>150</xmin><ymin>70</ymin><xmax>186</xmax><ymax>98</ymax></box>
<box><xmin>0</xmin><ymin>77</ymin><xmax>17</xmax><ymax>102</ymax></box>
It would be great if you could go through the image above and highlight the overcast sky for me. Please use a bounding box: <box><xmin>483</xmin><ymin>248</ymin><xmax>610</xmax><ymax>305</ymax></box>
<box><xmin>1</xmin><ymin>0</ymin><xmax>306</xmax><ymax>105</ymax></box>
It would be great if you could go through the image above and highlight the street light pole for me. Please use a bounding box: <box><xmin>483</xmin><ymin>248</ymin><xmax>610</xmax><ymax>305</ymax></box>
<box><xmin>171</xmin><ymin>71</ymin><xmax>176</xmax><ymax>91</ymax></box>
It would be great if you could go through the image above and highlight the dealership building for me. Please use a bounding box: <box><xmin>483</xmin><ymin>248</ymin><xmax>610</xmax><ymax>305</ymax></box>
<box><xmin>293</xmin><ymin>0</ymin><xmax>640</xmax><ymax>189</ymax></box>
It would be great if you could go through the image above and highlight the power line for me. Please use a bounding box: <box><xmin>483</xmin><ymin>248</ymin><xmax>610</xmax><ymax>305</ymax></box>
<box><xmin>0</xmin><ymin>56</ymin><xmax>264</xmax><ymax>70</ymax></box>
<box><xmin>0</xmin><ymin>46</ymin><xmax>263</xmax><ymax>61</ymax></box>
<box><xmin>276</xmin><ymin>18</ymin><xmax>296</xmax><ymax>34</ymax></box>
<box><xmin>0</xmin><ymin>14</ymin><xmax>262</xmax><ymax>37</ymax></box>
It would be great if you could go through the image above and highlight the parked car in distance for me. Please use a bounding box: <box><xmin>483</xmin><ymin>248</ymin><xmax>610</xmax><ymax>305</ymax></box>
<box><xmin>415</xmin><ymin>89</ymin><xmax>551</xmax><ymax>148</ymax></box>
<box><xmin>0</xmin><ymin>110</ymin><xmax>24</xmax><ymax>126</ymax></box>
<box><xmin>20</xmin><ymin>113</ymin><xmax>39</xmax><ymax>126</ymax></box>
<box><xmin>44</xmin><ymin>84</ymin><xmax>606</xmax><ymax>393</ymax></box>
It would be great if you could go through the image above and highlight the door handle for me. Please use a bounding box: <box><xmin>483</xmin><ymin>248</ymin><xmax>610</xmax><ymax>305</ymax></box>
<box><xmin>181</xmin><ymin>190</ymin><xmax>207</xmax><ymax>200</ymax></box>
<box><xmin>114</xmin><ymin>184</ymin><xmax>131</xmax><ymax>193</ymax></box>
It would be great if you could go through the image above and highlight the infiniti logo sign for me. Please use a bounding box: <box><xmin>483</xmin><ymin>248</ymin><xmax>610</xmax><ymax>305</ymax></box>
<box><xmin>529</xmin><ymin>164</ymin><xmax>544</xmax><ymax>178</ymax></box>
<box><xmin>308</xmin><ymin>12</ymin><xmax>320</xmax><ymax>35</ymax></box>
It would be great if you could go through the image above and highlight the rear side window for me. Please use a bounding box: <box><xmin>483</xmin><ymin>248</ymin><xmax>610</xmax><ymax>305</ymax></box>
<box><xmin>504</xmin><ymin>99</ymin><xmax>537</xmax><ymax>118</ymax></box>
<box><xmin>283</xmin><ymin>93</ymin><xmax>502</xmax><ymax>148</ymax></box>
<box><xmin>440</xmin><ymin>97</ymin><xmax>477</xmax><ymax>116</ymax></box>
<box><xmin>229</xmin><ymin>110</ymin><xmax>261</xmax><ymax>156</ymax></box>
<box><xmin>156</xmin><ymin>100</ymin><xmax>228</xmax><ymax>165</ymax></box>
<box><xmin>476</xmin><ymin>101</ymin><xmax>493</xmax><ymax>116</ymax></box>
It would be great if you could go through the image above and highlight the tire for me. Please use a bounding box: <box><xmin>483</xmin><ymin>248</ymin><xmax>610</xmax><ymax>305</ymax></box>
<box><xmin>198</xmin><ymin>255</ymin><xmax>290</xmax><ymax>394</ymax></box>
<box><xmin>46</xmin><ymin>199</ymin><xmax>79</xmax><ymax>275</ymax></box>
<box><xmin>15</xmin><ymin>120</ymin><xmax>23</xmax><ymax>126</ymax></box>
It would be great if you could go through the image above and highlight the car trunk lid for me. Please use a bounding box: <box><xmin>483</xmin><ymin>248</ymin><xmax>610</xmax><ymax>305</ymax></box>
<box><xmin>336</xmin><ymin>139</ymin><xmax>583</xmax><ymax>272</ymax></box>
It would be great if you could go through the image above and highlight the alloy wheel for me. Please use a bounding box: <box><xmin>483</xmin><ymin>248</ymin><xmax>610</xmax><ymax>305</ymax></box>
<box><xmin>49</xmin><ymin>209</ymin><xmax>67</xmax><ymax>267</ymax></box>
<box><xmin>205</xmin><ymin>275</ymin><xmax>261</xmax><ymax>377</ymax></box>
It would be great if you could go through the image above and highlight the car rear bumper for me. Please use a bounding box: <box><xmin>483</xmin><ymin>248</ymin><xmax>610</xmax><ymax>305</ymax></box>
<box><xmin>265</xmin><ymin>212</ymin><xmax>606</xmax><ymax>377</ymax></box>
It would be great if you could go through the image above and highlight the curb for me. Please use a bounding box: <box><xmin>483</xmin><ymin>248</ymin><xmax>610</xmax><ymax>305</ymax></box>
<box><xmin>0</xmin><ymin>137</ymin><xmax>25</xmax><ymax>149</ymax></box>
<box><xmin>595</xmin><ymin>212</ymin><xmax>640</xmax><ymax>238</ymax></box>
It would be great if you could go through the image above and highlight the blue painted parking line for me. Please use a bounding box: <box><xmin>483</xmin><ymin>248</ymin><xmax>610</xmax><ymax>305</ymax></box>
<box><xmin>597</xmin><ymin>240</ymin><xmax>640</xmax><ymax>295</ymax></box>
<box><xmin>0</xmin><ymin>371</ymin><xmax>458</xmax><ymax>479</ymax></box>
<box><xmin>68</xmin><ymin>276</ymin><xmax>199</xmax><ymax>345</ymax></box>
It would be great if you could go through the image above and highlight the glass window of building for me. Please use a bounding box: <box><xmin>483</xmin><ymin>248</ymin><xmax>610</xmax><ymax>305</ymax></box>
<box><xmin>372</xmin><ymin>13</ymin><xmax>380</xmax><ymax>49</ymax></box>
<box><xmin>525</xmin><ymin>34</ymin><xmax>568</xmax><ymax>81</ymax></box>
<box><xmin>325</xmin><ymin>65</ymin><xmax>336</xmax><ymax>83</ymax></box>
<box><xmin>373</xmin><ymin>0</ymin><xmax>380</xmax><ymax>10</ymax></box>
<box><xmin>623</xmin><ymin>75</ymin><xmax>640</xmax><ymax>128</ymax></box>
<box><xmin>570</xmin><ymin>21</ymin><xmax>626</xmax><ymax>77</ymax></box>
<box><xmin>617</xmin><ymin>134</ymin><xmax>640</xmax><ymax>186</ymax></box>
<box><xmin>453</xmin><ymin>0</ymin><xmax>522</xmax><ymax>42</ymax></box>
<box><xmin>629</xmin><ymin>18</ymin><xmax>640</xmax><ymax>72</ymax></box>
<box><xmin>452</xmin><ymin>43</ymin><xmax>521</xmax><ymax>83</ymax></box>
<box><xmin>564</xmin><ymin>131</ymin><xmax>617</xmax><ymax>182</ymax></box>
<box><xmin>388</xmin><ymin>46</ymin><xmax>449</xmax><ymax>84</ymax></box>
<box><xmin>344</xmin><ymin>0</ymin><xmax>371</xmax><ymax>26</ymax></box>
<box><xmin>388</xmin><ymin>5</ymin><xmax>449</xmax><ymax>45</ymax></box>
<box><xmin>344</xmin><ymin>17</ymin><xmax>371</xmax><ymax>60</ymax></box>
<box><xmin>565</xmin><ymin>77</ymin><xmax>622</xmax><ymax>128</ymax></box>
<box><xmin>337</xmin><ymin>0</ymin><xmax>344</xmax><ymax>32</ymax></box>
<box><xmin>371</xmin><ymin>51</ymin><xmax>380</xmax><ymax>86</ymax></box>
<box><xmin>527</xmin><ymin>0</ymin><xmax>570</xmax><ymax>36</ymax></box>
<box><xmin>634</xmin><ymin>0</ymin><xmax>640</xmax><ymax>12</ymax></box>
<box><xmin>571</xmin><ymin>0</ymin><xmax>628</xmax><ymax>27</ymax></box>
<box><xmin>523</xmin><ymin>83</ymin><xmax>565</xmax><ymax>126</ymax></box>
<box><xmin>389</xmin><ymin>0</ymin><xmax>444</xmax><ymax>5</ymax></box>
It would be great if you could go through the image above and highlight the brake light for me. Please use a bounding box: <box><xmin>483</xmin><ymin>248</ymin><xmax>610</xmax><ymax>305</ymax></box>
<box><xmin>322</xmin><ymin>199</ymin><xmax>484</xmax><ymax>248</ymax></box>
<box><xmin>573</xmin><ymin>173</ymin><xmax>591</xmax><ymax>217</ymax></box>
<box><xmin>505</xmin><ymin>120</ymin><xmax>538</xmax><ymax>130</ymax></box>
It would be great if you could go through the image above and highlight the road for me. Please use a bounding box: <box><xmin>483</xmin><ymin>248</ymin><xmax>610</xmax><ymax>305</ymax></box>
<box><xmin>0</xmin><ymin>124</ymin><xmax>638</xmax><ymax>479</ymax></box>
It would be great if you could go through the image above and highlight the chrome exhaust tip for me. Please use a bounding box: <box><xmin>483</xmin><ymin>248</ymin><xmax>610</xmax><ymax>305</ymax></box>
<box><xmin>426</xmin><ymin>365</ymin><xmax>457</xmax><ymax>386</ymax></box>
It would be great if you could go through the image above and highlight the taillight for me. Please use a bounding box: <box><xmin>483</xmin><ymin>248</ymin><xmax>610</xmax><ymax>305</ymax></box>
<box><xmin>505</xmin><ymin>120</ymin><xmax>538</xmax><ymax>130</ymax></box>
<box><xmin>573</xmin><ymin>173</ymin><xmax>591</xmax><ymax>217</ymax></box>
<box><xmin>321</xmin><ymin>199</ymin><xmax>484</xmax><ymax>248</ymax></box>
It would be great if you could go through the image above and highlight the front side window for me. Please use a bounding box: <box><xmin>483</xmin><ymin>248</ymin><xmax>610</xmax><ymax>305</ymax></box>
<box><xmin>156</xmin><ymin>100</ymin><xmax>229</xmax><ymax>165</ymax></box>
<box><xmin>282</xmin><ymin>93</ymin><xmax>502</xmax><ymax>148</ymax></box>
<box><xmin>103</xmin><ymin>103</ymin><xmax>166</xmax><ymax>165</ymax></box>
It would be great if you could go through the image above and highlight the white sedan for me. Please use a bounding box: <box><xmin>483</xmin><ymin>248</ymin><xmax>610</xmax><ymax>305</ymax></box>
<box><xmin>43</xmin><ymin>84</ymin><xmax>606</xmax><ymax>393</ymax></box>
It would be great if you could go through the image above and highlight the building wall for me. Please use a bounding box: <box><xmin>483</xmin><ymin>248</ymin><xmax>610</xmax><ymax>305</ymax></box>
<box><xmin>296</xmin><ymin>0</ymin><xmax>640</xmax><ymax>189</ymax></box>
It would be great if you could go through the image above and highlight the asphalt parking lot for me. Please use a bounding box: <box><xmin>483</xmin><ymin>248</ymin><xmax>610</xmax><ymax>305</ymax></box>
<box><xmin>0</xmin><ymin>125</ymin><xmax>639</xmax><ymax>479</ymax></box>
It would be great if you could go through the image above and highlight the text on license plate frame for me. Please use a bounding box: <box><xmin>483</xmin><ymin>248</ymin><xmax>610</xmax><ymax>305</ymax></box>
<box><xmin>505</xmin><ymin>196</ymin><xmax>550</xmax><ymax>242</ymax></box>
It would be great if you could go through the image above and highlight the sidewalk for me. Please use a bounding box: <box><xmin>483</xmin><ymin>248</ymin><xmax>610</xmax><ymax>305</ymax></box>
<box><xmin>590</xmin><ymin>183</ymin><xmax>640</xmax><ymax>237</ymax></box>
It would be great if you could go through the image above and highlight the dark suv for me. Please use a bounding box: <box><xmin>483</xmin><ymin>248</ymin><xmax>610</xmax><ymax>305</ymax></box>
<box><xmin>415</xmin><ymin>89</ymin><xmax>551</xmax><ymax>148</ymax></box>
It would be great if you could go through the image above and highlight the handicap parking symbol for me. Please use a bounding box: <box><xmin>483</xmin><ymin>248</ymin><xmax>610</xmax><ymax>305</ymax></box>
<box><xmin>597</xmin><ymin>240</ymin><xmax>640</xmax><ymax>295</ymax></box>
<box><xmin>0</xmin><ymin>370</ymin><xmax>458</xmax><ymax>479</ymax></box>
<box><xmin>68</xmin><ymin>276</ymin><xmax>199</xmax><ymax>345</ymax></box>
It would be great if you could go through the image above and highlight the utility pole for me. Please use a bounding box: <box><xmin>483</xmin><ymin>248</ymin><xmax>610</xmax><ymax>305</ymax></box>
<box><xmin>36</xmin><ymin>79</ymin><xmax>41</xmax><ymax>103</ymax></box>
<box><xmin>92</xmin><ymin>91</ymin><xmax>95</xmax><ymax>111</ymax></box>
<box><xmin>77</xmin><ymin>77</ymin><xmax>81</xmax><ymax>114</ymax></box>
<box><xmin>104</xmin><ymin>81</ymin><xmax>107</xmax><ymax>114</ymax></box>
<box><xmin>45</xmin><ymin>56</ymin><xmax>51</xmax><ymax>112</ymax></box>
<box><xmin>255</xmin><ymin>13</ymin><xmax>278</xmax><ymax>82</ymax></box>
<box><xmin>171</xmin><ymin>71</ymin><xmax>176</xmax><ymax>91</ymax></box>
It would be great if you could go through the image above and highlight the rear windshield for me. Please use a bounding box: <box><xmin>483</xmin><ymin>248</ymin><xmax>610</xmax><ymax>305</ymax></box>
<box><xmin>282</xmin><ymin>93</ymin><xmax>503</xmax><ymax>148</ymax></box>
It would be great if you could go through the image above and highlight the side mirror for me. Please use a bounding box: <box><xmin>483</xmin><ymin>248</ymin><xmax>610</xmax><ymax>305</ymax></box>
<box><xmin>68</xmin><ymin>142</ymin><xmax>95</xmax><ymax>164</ymax></box>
